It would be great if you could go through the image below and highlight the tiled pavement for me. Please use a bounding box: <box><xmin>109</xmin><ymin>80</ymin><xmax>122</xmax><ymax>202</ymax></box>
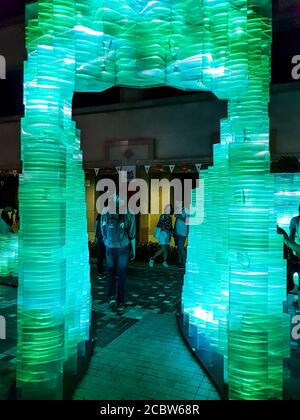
<box><xmin>0</xmin><ymin>262</ymin><xmax>220</xmax><ymax>400</ymax></box>
<box><xmin>74</xmin><ymin>312</ymin><xmax>219</xmax><ymax>401</ymax></box>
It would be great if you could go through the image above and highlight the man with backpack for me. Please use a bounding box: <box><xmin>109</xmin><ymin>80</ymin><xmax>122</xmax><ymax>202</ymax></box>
<box><xmin>101</xmin><ymin>196</ymin><xmax>136</xmax><ymax>312</ymax></box>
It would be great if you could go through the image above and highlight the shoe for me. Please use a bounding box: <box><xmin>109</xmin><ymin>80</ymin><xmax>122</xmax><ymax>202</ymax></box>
<box><xmin>149</xmin><ymin>258</ymin><xmax>155</xmax><ymax>268</ymax></box>
<box><xmin>109</xmin><ymin>299</ymin><xmax>117</xmax><ymax>310</ymax></box>
<box><xmin>162</xmin><ymin>261</ymin><xmax>169</xmax><ymax>268</ymax></box>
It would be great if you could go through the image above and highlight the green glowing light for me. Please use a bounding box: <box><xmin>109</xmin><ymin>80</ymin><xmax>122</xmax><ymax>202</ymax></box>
<box><xmin>19</xmin><ymin>0</ymin><xmax>91</xmax><ymax>400</ymax></box>
<box><xmin>19</xmin><ymin>0</ymin><xmax>290</xmax><ymax>400</ymax></box>
<box><xmin>181</xmin><ymin>1</ymin><xmax>290</xmax><ymax>400</ymax></box>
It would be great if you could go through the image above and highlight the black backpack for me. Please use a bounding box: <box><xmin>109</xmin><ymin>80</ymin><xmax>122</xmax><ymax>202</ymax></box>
<box><xmin>102</xmin><ymin>214</ymin><xmax>128</xmax><ymax>246</ymax></box>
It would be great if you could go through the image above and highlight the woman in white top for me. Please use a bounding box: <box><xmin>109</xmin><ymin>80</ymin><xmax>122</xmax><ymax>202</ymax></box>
<box><xmin>149</xmin><ymin>204</ymin><xmax>174</xmax><ymax>268</ymax></box>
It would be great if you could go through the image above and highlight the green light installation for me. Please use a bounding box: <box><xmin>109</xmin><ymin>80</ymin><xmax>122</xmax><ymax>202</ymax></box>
<box><xmin>181</xmin><ymin>1</ymin><xmax>290</xmax><ymax>400</ymax></box>
<box><xmin>20</xmin><ymin>0</ymin><xmax>290</xmax><ymax>400</ymax></box>
<box><xmin>19</xmin><ymin>0</ymin><xmax>91</xmax><ymax>399</ymax></box>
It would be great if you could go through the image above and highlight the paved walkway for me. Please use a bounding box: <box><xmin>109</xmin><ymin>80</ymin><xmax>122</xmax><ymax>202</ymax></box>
<box><xmin>0</xmin><ymin>262</ymin><xmax>220</xmax><ymax>400</ymax></box>
<box><xmin>75</xmin><ymin>263</ymin><xmax>219</xmax><ymax>400</ymax></box>
<box><xmin>75</xmin><ymin>312</ymin><xmax>218</xmax><ymax>400</ymax></box>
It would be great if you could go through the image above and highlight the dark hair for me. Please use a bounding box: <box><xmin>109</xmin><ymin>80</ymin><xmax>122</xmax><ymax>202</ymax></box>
<box><xmin>271</xmin><ymin>156</ymin><xmax>300</xmax><ymax>173</ymax></box>
<box><xmin>163</xmin><ymin>204</ymin><xmax>174</xmax><ymax>215</ymax></box>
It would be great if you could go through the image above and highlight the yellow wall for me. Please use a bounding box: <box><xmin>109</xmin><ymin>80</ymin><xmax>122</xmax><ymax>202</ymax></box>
<box><xmin>85</xmin><ymin>174</ymin><xmax>96</xmax><ymax>241</ymax></box>
<box><xmin>85</xmin><ymin>170</ymin><xmax>177</xmax><ymax>244</ymax></box>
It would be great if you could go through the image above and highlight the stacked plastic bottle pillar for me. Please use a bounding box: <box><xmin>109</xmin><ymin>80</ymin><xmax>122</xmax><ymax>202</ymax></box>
<box><xmin>181</xmin><ymin>0</ymin><xmax>290</xmax><ymax>400</ymax></box>
<box><xmin>182</xmin><ymin>155</ymin><xmax>230</xmax><ymax>382</ymax></box>
<box><xmin>225</xmin><ymin>5</ymin><xmax>289</xmax><ymax>400</ymax></box>
<box><xmin>18</xmin><ymin>0</ymin><xmax>91</xmax><ymax>399</ymax></box>
<box><xmin>65</xmin><ymin>126</ymin><xmax>91</xmax><ymax>360</ymax></box>
<box><xmin>227</xmin><ymin>142</ymin><xmax>290</xmax><ymax>400</ymax></box>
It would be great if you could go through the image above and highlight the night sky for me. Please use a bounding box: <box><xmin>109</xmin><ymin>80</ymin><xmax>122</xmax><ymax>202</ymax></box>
<box><xmin>0</xmin><ymin>1</ymin><xmax>31</xmax><ymax>22</ymax></box>
<box><xmin>0</xmin><ymin>1</ymin><xmax>299</xmax><ymax>25</ymax></box>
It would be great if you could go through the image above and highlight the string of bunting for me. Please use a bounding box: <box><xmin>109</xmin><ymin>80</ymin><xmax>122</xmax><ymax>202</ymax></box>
<box><xmin>0</xmin><ymin>164</ymin><xmax>203</xmax><ymax>177</ymax></box>
<box><xmin>91</xmin><ymin>163</ymin><xmax>203</xmax><ymax>175</ymax></box>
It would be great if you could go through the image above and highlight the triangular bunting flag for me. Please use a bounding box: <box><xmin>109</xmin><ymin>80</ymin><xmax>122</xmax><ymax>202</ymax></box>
<box><xmin>94</xmin><ymin>168</ymin><xmax>100</xmax><ymax>176</ymax></box>
<box><xmin>196</xmin><ymin>163</ymin><xmax>202</xmax><ymax>172</ymax></box>
<box><xmin>144</xmin><ymin>165</ymin><xmax>150</xmax><ymax>174</ymax></box>
<box><xmin>169</xmin><ymin>165</ymin><xmax>175</xmax><ymax>173</ymax></box>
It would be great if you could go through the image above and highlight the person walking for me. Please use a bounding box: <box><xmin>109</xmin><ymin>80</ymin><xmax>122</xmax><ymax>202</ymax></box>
<box><xmin>101</xmin><ymin>196</ymin><xmax>136</xmax><ymax>312</ymax></box>
<box><xmin>174</xmin><ymin>202</ymin><xmax>189</xmax><ymax>269</ymax></box>
<box><xmin>95</xmin><ymin>213</ymin><xmax>106</xmax><ymax>278</ymax></box>
<box><xmin>149</xmin><ymin>204</ymin><xmax>173</xmax><ymax>268</ymax></box>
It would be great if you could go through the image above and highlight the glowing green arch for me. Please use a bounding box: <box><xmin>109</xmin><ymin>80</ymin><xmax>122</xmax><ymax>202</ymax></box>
<box><xmin>19</xmin><ymin>0</ymin><xmax>289</xmax><ymax>400</ymax></box>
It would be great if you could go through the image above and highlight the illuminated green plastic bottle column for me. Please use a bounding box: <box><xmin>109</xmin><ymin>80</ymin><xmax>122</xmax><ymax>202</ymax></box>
<box><xmin>18</xmin><ymin>0</ymin><xmax>91</xmax><ymax>399</ymax></box>
<box><xmin>182</xmin><ymin>0</ymin><xmax>290</xmax><ymax>400</ymax></box>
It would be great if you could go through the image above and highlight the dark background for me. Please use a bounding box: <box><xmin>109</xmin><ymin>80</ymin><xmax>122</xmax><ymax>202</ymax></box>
<box><xmin>0</xmin><ymin>176</ymin><xmax>19</xmax><ymax>208</ymax></box>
